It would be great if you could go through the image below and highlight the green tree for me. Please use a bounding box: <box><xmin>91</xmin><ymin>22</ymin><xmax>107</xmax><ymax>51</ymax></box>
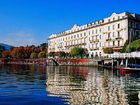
<box><xmin>70</xmin><ymin>47</ymin><xmax>87</xmax><ymax>57</ymax></box>
<box><xmin>0</xmin><ymin>45</ymin><xmax>3</xmax><ymax>58</ymax></box>
<box><xmin>56</xmin><ymin>51</ymin><xmax>66</xmax><ymax>58</ymax></box>
<box><xmin>11</xmin><ymin>46</ymin><xmax>31</xmax><ymax>59</ymax></box>
<box><xmin>38</xmin><ymin>51</ymin><xmax>46</xmax><ymax>58</ymax></box>
<box><xmin>121</xmin><ymin>36</ymin><xmax>139</xmax><ymax>53</ymax></box>
<box><xmin>126</xmin><ymin>39</ymin><xmax>140</xmax><ymax>52</ymax></box>
<box><xmin>48</xmin><ymin>52</ymin><xmax>55</xmax><ymax>58</ymax></box>
<box><xmin>40</xmin><ymin>43</ymin><xmax>47</xmax><ymax>52</ymax></box>
<box><xmin>2</xmin><ymin>50</ymin><xmax>11</xmax><ymax>58</ymax></box>
<box><xmin>60</xmin><ymin>52</ymin><xmax>66</xmax><ymax>58</ymax></box>
<box><xmin>121</xmin><ymin>40</ymin><xmax>129</xmax><ymax>53</ymax></box>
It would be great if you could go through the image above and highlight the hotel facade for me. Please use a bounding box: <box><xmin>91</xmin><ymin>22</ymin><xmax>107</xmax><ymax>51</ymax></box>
<box><xmin>48</xmin><ymin>12</ymin><xmax>140</xmax><ymax>57</ymax></box>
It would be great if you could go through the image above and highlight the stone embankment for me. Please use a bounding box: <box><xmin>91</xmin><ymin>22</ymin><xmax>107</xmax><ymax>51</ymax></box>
<box><xmin>0</xmin><ymin>58</ymin><xmax>47</xmax><ymax>65</ymax></box>
<box><xmin>0</xmin><ymin>58</ymin><xmax>120</xmax><ymax>68</ymax></box>
<box><xmin>55</xmin><ymin>58</ymin><xmax>99</xmax><ymax>66</ymax></box>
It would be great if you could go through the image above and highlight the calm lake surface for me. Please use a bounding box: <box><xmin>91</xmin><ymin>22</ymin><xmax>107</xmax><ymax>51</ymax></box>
<box><xmin>0</xmin><ymin>64</ymin><xmax>140</xmax><ymax>105</ymax></box>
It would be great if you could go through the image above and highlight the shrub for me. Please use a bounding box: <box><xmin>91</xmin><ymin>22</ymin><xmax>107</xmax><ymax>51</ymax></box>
<box><xmin>38</xmin><ymin>51</ymin><xmax>46</xmax><ymax>58</ymax></box>
<box><xmin>48</xmin><ymin>52</ymin><xmax>55</xmax><ymax>57</ymax></box>
<box><xmin>126</xmin><ymin>39</ymin><xmax>140</xmax><ymax>52</ymax></box>
<box><xmin>70</xmin><ymin>47</ymin><xmax>87</xmax><ymax>57</ymax></box>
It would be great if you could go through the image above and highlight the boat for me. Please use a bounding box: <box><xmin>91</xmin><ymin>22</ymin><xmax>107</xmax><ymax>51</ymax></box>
<box><xmin>119</xmin><ymin>68</ymin><xmax>140</xmax><ymax>76</ymax></box>
<box><xmin>119</xmin><ymin>67</ymin><xmax>140</xmax><ymax>71</ymax></box>
<box><xmin>128</xmin><ymin>64</ymin><xmax>140</xmax><ymax>68</ymax></box>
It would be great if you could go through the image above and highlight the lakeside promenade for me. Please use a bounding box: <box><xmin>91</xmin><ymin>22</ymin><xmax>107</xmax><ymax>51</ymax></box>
<box><xmin>0</xmin><ymin>52</ymin><xmax>140</xmax><ymax>69</ymax></box>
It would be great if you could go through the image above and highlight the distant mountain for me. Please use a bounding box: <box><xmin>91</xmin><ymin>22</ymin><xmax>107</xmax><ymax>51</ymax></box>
<box><xmin>0</xmin><ymin>43</ymin><xmax>14</xmax><ymax>50</ymax></box>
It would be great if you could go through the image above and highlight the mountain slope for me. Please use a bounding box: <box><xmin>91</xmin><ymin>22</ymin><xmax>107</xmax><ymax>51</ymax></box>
<box><xmin>0</xmin><ymin>43</ymin><xmax>14</xmax><ymax>50</ymax></box>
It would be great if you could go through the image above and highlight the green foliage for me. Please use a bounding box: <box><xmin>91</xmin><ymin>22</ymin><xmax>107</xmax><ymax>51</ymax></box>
<box><xmin>57</xmin><ymin>51</ymin><xmax>66</xmax><ymax>58</ymax></box>
<box><xmin>70</xmin><ymin>47</ymin><xmax>87</xmax><ymax>57</ymax></box>
<box><xmin>40</xmin><ymin>43</ymin><xmax>47</xmax><ymax>52</ymax></box>
<box><xmin>11</xmin><ymin>47</ymin><xmax>24</xmax><ymax>59</ymax></box>
<box><xmin>9</xmin><ymin>43</ymin><xmax>48</xmax><ymax>59</ymax></box>
<box><xmin>0</xmin><ymin>45</ymin><xmax>3</xmax><ymax>58</ymax></box>
<box><xmin>0</xmin><ymin>45</ymin><xmax>5</xmax><ymax>58</ymax></box>
<box><xmin>121</xmin><ymin>40</ymin><xmax>129</xmax><ymax>53</ymax></box>
<box><xmin>131</xmin><ymin>36</ymin><xmax>139</xmax><ymax>42</ymax></box>
<box><xmin>30</xmin><ymin>53</ymin><xmax>38</xmax><ymax>59</ymax></box>
<box><xmin>106</xmin><ymin>38</ymin><xmax>112</xmax><ymax>42</ymax></box>
<box><xmin>38</xmin><ymin>51</ymin><xmax>46</xmax><ymax>58</ymax></box>
<box><xmin>121</xmin><ymin>36</ymin><xmax>140</xmax><ymax>53</ymax></box>
<box><xmin>48</xmin><ymin>52</ymin><xmax>55</xmax><ymax>57</ymax></box>
<box><xmin>103</xmin><ymin>47</ymin><xmax>113</xmax><ymax>54</ymax></box>
<box><xmin>48</xmin><ymin>51</ymin><xmax>69</xmax><ymax>58</ymax></box>
<box><xmin>126</xmin><ymin>39</ymin><xmax>140</xmax><ymax>52</ymax></box>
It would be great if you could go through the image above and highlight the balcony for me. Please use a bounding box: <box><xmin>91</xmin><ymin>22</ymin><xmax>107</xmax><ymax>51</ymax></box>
<box><xmin>65</xmin><ymin>43</ymin><xmax>86</xmax><ymax>48</ymax></box>
<box><xmin>106</xmin><ymin>38</ymin><xmax>112</xmax><ymax>42</ymax></box>
<box><xmin>90</xmin><ymin>48</ymin><xmax>99</xmax><ymax>51</ymax></box>
<box><xmin>90</xmin><ymin>40</ymin><xmax>99</xmax><ymax>43</ymax></box>
<box><xmin>57</xmin><ymin>46</ymin><xmax>62</xmax><ymax>48</ymax></box>
<box><xmin>115</xmin><ymin>37</ymin><xmax>123</xmax><ymax>40</ymax></box>
<box><xmin>103</xmin><ymin>31</ymin><xmax>111</xmax><ymax>34</ymax></box>
<box><xmin>49</xmin><ymin>48</ymin><xmax>55</xmax><ymax>51</ymax></box>
<box><xmin>112</xmin><ymin>46</ymin><xmax>123</xmax><ymax>52</ymax></box>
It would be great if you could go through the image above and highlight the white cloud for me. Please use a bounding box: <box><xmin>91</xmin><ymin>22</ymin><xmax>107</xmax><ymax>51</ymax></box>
<box><xmin>1</xmin><ymin>31</ymin><xmax>37</xmax><ymax>46</ymax></box>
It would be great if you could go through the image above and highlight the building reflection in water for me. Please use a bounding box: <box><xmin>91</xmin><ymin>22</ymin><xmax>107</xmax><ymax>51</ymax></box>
<box><xmin>121</xmin><ymin>72</ymin><xmax>140</xmax><ymax>105</ymax></box>
<box><xmin>46</xmin><ymin>66</ymin><xmax>129</xmax><ymax>105</ymax></box>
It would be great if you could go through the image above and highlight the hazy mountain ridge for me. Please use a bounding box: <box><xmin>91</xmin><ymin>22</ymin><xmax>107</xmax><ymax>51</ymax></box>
<box><xmin>0</xmin><ymin>43</ymin><xmax>14</xmax><ymax>50</ymax></box>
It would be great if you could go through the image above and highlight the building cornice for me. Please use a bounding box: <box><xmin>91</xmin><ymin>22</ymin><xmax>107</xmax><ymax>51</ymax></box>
<box><xmin>48</xmin><ymin>17</ymin><xmax>128</xmax><ymax>40</ymax></box>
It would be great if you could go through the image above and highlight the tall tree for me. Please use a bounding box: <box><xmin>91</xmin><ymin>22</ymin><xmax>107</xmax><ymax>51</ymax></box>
<box><xmin>38</xmin><ymin>51</ymin><xmax>46</xmax><ymax>58</ymax></box>
<box><xmin>2</xmin><ymin>51</ymin><xmax>11</xmax><ymax>58</ymax></box>
<box><xmin>11</xmin><ymin>46</ymin><xmax>31</xmax><ymax>59</ymax></box>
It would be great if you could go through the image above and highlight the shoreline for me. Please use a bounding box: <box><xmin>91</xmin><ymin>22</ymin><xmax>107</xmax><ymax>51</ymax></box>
<box><xmin>0</xmin><ymin>61</ymin><xmax>119</xmax><ymax>70</ymax></box>
<box><xmin>0</xmin><ymin>58</ymin><xmax>120</xmax><ymax>69</ymax></box>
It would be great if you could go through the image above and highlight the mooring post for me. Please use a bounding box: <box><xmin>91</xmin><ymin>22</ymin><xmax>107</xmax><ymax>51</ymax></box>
<box><xmin>125</xmin><ymin>58</ymin><xmax>128</xmax><ymax>67</ymax></box>
<box><xmin>112</xmin><ymin>58</ymin><xmax>114</xmax><ymax>67</ymax></box>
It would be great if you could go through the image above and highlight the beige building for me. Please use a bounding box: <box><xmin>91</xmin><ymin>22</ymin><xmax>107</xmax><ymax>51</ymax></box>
<box><xmin>48</xmin><ymin>12</ymin><xmax>140</xmax><ymax>57</ymax></box>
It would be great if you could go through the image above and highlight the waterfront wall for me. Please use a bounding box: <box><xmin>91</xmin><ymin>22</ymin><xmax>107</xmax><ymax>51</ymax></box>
<box><xmin>1</xmin><ymin>58</ymin><xmax>139</xmax><ymax>69</ymax></box>
<box><xmin>0</xmin><ymin>58</ymin><xmax>100</xmax><ymax>66</ymax></box>
<box><xmin>0</xmin><ymin>58</ymin><xmax>47</xmax><ymax>65</ymax></box>
<box><xmin>55</xmin><ymin>58</ymin><xmax>99</xmax><ymax>66</ymax></box>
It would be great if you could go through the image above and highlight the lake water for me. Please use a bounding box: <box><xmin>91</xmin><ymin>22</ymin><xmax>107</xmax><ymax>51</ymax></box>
<box><xmin>0</xmin><ymin>64</ymin><xmax>140</xmax><ymax>105</ymax></box>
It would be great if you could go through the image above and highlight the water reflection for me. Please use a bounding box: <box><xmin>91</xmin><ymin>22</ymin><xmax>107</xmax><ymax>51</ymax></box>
<box><xmin>122</xmin><ymin>73</ymin><xmax>140</xmax><ymax>105</ymax></box>
<box><xmin>0</xmin><ymin>64</ymin><xmax>67</xmax><ymax>105</ymax></box>
<box><xmin>0</xmin><ymin>64</ymin><xmax>140</xmax><ymax>105</ymax></box>
<box><xmin>46</xmin><ymin>66</ymin><xmax>140</xmax><ymax>105</ymax></box>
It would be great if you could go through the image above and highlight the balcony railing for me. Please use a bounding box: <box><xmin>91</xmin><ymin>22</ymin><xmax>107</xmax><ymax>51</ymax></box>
<box><xmin>90</xmin><ymin>40</ymin><xmax>99</xmax><ymax>43</ymax></box>
<box><xmin>90</xmin><ymin>48</ymin><xmax>99</xmax><ymax>50</ymax></box>
<box><xmin>57</xmin><ymin>46</ymin><xmax>62</xmax><ymax>48</ymax></box>
<box><xmin>103</xmin><ymin>45</ymin><xmax>123</xmax><ymax>49</ymax></box>
<box><xmin>65</xmin><ymin>43</ymin><xmax>86</xmax><ymax>47</ymax></box>
<box><xmin>106</xmin><ymin>38</ymin><xmax>112</xmax><ymax>42</ymax></box>
<box><xmin>115</xmin><ymin>37</ymin><xmax>123</xmax><ymax>40</ymax></box>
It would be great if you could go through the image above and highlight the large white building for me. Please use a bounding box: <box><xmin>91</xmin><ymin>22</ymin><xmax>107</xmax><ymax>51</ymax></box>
<box><xmin>48</xmin><ymin>12</ymin><xmax>140</xmax><ymax>57</ymax></box>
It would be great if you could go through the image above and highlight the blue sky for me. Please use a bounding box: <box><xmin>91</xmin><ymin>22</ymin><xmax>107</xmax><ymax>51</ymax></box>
<box><xmin>0</xmin><ymin>0</ymin><xmax>140</xmax><ymax>46</ymax></box>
